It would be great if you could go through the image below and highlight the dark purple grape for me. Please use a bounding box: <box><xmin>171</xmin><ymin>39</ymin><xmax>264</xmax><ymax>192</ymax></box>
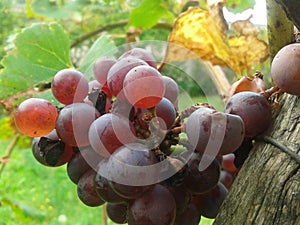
<box><xmin>88</xmin><ymin>113</ymin><xmax>136</xmax><ymax>157</ymax></box>
<box><xmin>51</xmin><ymin>68</ymin><xmax>89</xmax><ymax>105</ymax></box>
<box><xmin>191</xmin><ymin>182</ymin><xmax>228</xmax><ymax>219</ymax></box>
<box><xmin>173</xmin><ymin>203</ymin><xmax>201</xmax><ymax>225</ymax></box>
<box><xmin>186</xmin><ymin>107</ymin><xmax>245</xmax><ymax>156</ymax></box>
<box><xmin>77</xmin><ymin>169</ymin><xmax>105</xmax><ymax>207</ymax></box>
<box><xmin>233</xmin><ymin>138</ymin><xmax>254</xmax><ymax>168</ymax></box>
<box><xmin>183</xmin><ymin>153</ymin><xmax>221</xmax><ymax>194</ymax></box>
<box><xmin>106</xmin><ymin>143</ymin><xmax>159</xmax><ymax>199</ymax></box>
<box><xmin>107</xmin><ymin>57</ymin><xmax>147</xmax><ymax>99</ymax></box>
<box><xmin>94</xmin><ymin>160</ymin><xmax>127</xmax><ymax>203</ymax></box>
<box><xmin>67</xmin><ymin>146</ymin><xmax>103</xmax><ymax>184</ymax></box>
<box><xmin>106</xmin><ymin>202</ymin><xmax>128</xmax><ymax>224</ymax></box>
<box><xmin>56</xmin><ymin>103</ymin><xmax>100</xmax><ymax>147</ymax></box>
<box><xmin>224</xmin><ymin>91</ymin><xmax>272</xmax><ymax>138</ymax></box>
<box><xmin>127</xmin><ymin>184</ymin><xmax>176</xmax><ymax>225</ymax></box>
<box><xmin>167</xmin><ymin>185</ymin><xmax>191</xmax><ymax>216</ymax></box>
<box><xmin>118</xmin><ymin>47</ymin><xmax>157</xmax><ymax>68</ymax></box>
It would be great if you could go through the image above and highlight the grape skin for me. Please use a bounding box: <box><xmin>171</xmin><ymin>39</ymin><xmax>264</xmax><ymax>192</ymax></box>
<box><xmin>224</xmin><ymin>91</ymin><xmax>272</xmax><ymax>138</ymax></box>
<box><xmin>51</xmin><ymin>68</ymin><xmax>89</xmax><ymax>105</ymax></box>
<box><xmin>56</xmin><ymin>103</ymin><xmax>100</xmax><ymax>147</ymax></box>
<box><xmin>15</xmin><ymin>98</ymin><xmax>58</xmax><ymax>137</ymax></box>
<box><xmin>271</xmin><ymin>43</ymin><xmax>300</xmax><ymax>96</ymax></box>
<box><xmin>123</xmin><ymin>65</ymin><xmax>165</xmax><ymax>108</ymax></box>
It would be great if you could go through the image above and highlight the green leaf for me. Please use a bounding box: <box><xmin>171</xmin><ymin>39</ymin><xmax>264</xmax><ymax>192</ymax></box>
<box><xmin>225</xmin><ymin>0</ymin><xmax>256</xmax><ymax>14</ymax></box>
<box><xmin>0</xmin><ymin>23</ymin><xmax>72</xmax><ymax>100</ymax></box>
<box><xmin>31</xmin><ymin>0</ymin><xmax>84</xmax><ymax>20</ymax></box>
<box><xmin>1</xmin><ymin>197</ymin><xmax>45</xmax><ymax>221</ymax></box>
<box><xmin>128</xmin><ymin>0</ymin><xmax>174</xmax><ymax>29</ymax></box>
<box><xmin>79</xmin><ymin>35</ymin><xmax>117</xmax><ymax>80</ymax></box>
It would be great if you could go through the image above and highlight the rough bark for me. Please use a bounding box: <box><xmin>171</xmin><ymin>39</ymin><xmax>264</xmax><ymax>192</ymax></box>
<box><xmin>213</xmin><ymin>93</ymin><xmax>300</xmax><ymax>225</ymax></box>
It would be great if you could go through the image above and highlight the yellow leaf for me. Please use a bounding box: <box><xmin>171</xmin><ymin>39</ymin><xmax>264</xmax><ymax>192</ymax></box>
<box><xmin>164</xmin><ymin>7</ymin><xmax>269</xmax><ymax>77</ymax></box>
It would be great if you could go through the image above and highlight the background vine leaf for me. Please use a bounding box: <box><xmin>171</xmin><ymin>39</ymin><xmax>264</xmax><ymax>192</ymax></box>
<box><xmin>165</xmin><ymin>7</ymin><xmax>268</xmax><ymax>77</ymax></box>
<box><xmin>0</xmin><ymin>23</ymin><xmax>72</xmax><ymax>100</ymax></box>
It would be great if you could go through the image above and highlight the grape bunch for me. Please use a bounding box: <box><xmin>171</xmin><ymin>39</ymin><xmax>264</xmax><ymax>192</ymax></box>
<box><xmin>14</xmin><ymin>47</ymin><xmax>274</xmax><ymax>225</ymax></box>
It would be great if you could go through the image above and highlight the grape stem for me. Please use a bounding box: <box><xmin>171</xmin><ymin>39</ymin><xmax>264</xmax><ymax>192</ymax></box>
<box><xmin>102</xmin><ymin>204</ymin><xmax>108</xmax><ymax>225</ymax></box>
<box><xmin>257</xmin><ymin>135</ymin><xmax>300</xmax><ymax>165</ymax></box>
<box><xmin>0</xmin><ymin>134</ymin><xmax>20</xmax><ymax>178</ymax></box>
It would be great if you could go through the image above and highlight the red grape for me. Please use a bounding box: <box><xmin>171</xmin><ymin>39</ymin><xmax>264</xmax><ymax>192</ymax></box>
<box><xmin>173</xmin><ymin>203</ymin><xmax>201</xmax><ymax>225</ymax></box>
<box><xmin>51</xmin><ymin>68</ymin><xmax>89</xmax><ymax>105</ymax></box>
<box><xmin>222</xmin><ymin>153</ymin><xmax>238</xmax><ymax>173</ymax></box>
<box><xmin>162</xmin><ymin>75</ymin><xmax>179</xmax><ymax>108</ymax></box>
<box><xmin>271</xmin><ymin>43</ymin><xmax>300</xmax><ymax>95</ymax></box>
<box><xmin>67</xmin><ymin>146</ymin><xmax>103</xmax><ymax>184</ymax></box>
<box><xmin>183</xmin><ymin>153</ymin><xmax>221</xmax><ymax>194</ymax></box>
<box><xmin>220</xmin><ymin>170</ymin><xmax>235</xmax><ymax>190</ymax></box>
<box><xmin>15</xmin><ymin>98</ymin><xmax>58</xmax><ymax>137</ymax></box>
<box><xmin>88</xmin><ymin>113</ymin><xmax>136</xmax><ymax>157</ymax></box>
<box><xmin>127</xmin><ymin>184</ymin><xmax>176</xmax><ymax>225</ymax></box>
<box><xmin>224</xmin><ymin>91</ymin><xmax>272</xmax><ymax>138</ymax></box>
<box><xmin>123</xmin><ymin>65</ymin><xmax>165</xmax><ymax>108</ymax></box>
<box><xmin>93</xmin><ymin>57</ymin><xmax>116</xmax><ymax>85</ymax></box>
<box><xmin>118</xmin><ymin>47</ymin><xmax>157</xmax><ymax>68</ymax></box>
<box><xmin>106</xmin><ymin>143</ymin><xmax>159</xmax><ymax>199</ymax></box>
<box><xmin>77</xmin><ymin>169</ymin><xmax>105</xmax><ymax>207</ymax></box>
<box><xmin>191</xmin><ymin>182</ymin><xmax>228</xmax><ymax>219</ymax></box>
<box><xmin>56</xmin><ymin>103</ymin><xmax>100</xmax><ymax>147</ymax></box>
<box><xmin>106</xmin><ymin>202</ymin><xmax>128</xmax><ymax>224</ymax></box>
<box><xmin>186</xmin><ymin>107</ymin><xmax>245</xmax><ymax>156</ymax></box>
<box><xmin>107</xmin><ymin>57</ymin><xmax>147</xmax><ymax>100</ymax></box>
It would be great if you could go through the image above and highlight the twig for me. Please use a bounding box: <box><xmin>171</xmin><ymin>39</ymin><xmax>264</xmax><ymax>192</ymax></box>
<box><xmin>0</xmin><ymin>134</ymin><xmax>21</xmax><ymax>178</ymax></box>
<box><xmin>257</xmin><ymin>135</ymin><xmax>300</xmax><ymax>164</ymax></box>
<box><xmin>102</xmin><ymin>204</ymin><xmax>108</xmax><ymax>225</ymax></box>
<box><xmin>71</xmin><ymin>20</ymin><xmax>173</xmax><ymax>48</ymax></box>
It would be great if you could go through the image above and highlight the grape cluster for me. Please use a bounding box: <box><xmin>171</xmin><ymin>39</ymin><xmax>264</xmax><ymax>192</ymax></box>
<box><xmin>14</xmin><ymin>47</ymin><xmax>274</xmax><ymax>225</ymax></box>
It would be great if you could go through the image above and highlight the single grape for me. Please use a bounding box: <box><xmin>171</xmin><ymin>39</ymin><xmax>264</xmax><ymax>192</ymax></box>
<box><xmin>271</xmin><ymin>43</ymin><xmax>300</xmax><ymax>96</ymax></box>
<box><xmin>173</xmin><ymin>203</ymin><xmax>201</xmax><ymax>225</ymax></box>
<box><xmin>32</xmin><ymin>129</ymin><xmax>74</xmax><ymax>167</ymax></box>
<box><xmin>222</xmin><ymin>153</ymin><xmax>238</xmax><ymax>173</ymax></box>
<box><xmin>233</xmin><ymin>138</ymin><xmax>254</xmax><ymax>168</ymax></box>
<box><xmin>220</xmin><ymin>170</ymin><xmax>235</xmax><ymax>190</ymax></box>
<box><xmin>88</xmin><ymin>113</ymin><xmax>136</xmax><ymax>157</ymax></box>
<box><xmin>127</xmin><ymin>184</ymin><xmax>176</xmax><ymax>225</ymax></box>
<box><xmin>123</xmin><ymin>65</ymin><xmax>165</xmax><ymax>108</ymax></box>
<box><xmin>224</xmin><ymin>91</ymin><xmax>272</xmax><ymax>138</ymax></box>
<box><xmin>15</xmin><ymin>98</ymin><xmax>58</xmax><ymax>137</ymax></box>
<box><xmin>94</xmin><ymin>159</ymin><xmax>128</xmax><ymax>203</ymax></box>
<box><xmin>186</xmin><ymin>107</ymin><xmax>245</xmax><ymax>156</ymax></box>
<box><xmin>51</xmin><ymin>68</ymin><xmax>89</xmax><ymax>105</ymax></box>
<box><xmin>107</xmin><ymin>57</ymin><xmax>147</xmax><ymax>99</ymax></box>
<box><xmin>161</xmin><ymin>76</ymin><xmax>179</xmax><ymax>108</ymax></box>
<box><xmin>167</xmin><ymin>185</ymin><xmax>191</xmax><ymax>216</ymax></box>
<box><xmin>56</xmin><ymin>103</ymin><xmax>100</xmax><ymax>147</ymax></box>
<box><xmin>106</xmin><ymin>202</ymin><xmax>128</xmax><ymax>224</ymax></box>
<box><xmin>106</xmin><ymin>143</ymin><xmax>159</xmax><ymax>199</ymax></box>
<box><xmin>118</xmin><ymin>47</ymin><xmax>157</xmax><ymax>68</ymax></box>
<box><xmin>191</xmin><ymin>182</ymin><xmax>228</xmax><ymax>219</ymax></box>
<box><xmin>77</xmin><ymin>169</ymin><xmax>105</xmax><ymax>207</ymax></box>
<box><xmin>183</xmin><ymin>153</ymin><xmax>221</xmax><ymax>194</ymax></box>
<box><xmin>67</xmin><ymin>146</ymin><xmax>103</xmax><ymax>184</ymax></box>
<box><xmin>93</xmin><ymin>57</ymin><xmax>116</xmax><ymax>85</ymax></box>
